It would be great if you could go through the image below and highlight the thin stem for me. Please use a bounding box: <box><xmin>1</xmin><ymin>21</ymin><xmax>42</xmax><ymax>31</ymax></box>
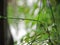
<box><xmin>0</xmin><ymin>16</ymin><xmax>42</xmax><ymax>22</ymax></box>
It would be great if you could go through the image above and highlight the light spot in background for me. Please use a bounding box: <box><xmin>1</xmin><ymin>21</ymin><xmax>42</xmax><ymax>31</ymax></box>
<box><xmin>17</xmin><ymin>0</ymin><xmax>37</xmax><ymax>6</ymax></box>
<box><xmin>32</xmin><ymin>24</ymin><xmax>36</xmax><ymax>30</ymax></box>
<box><xmin>34</xmin><ymin>8</ymin><xmax>39</xmax><ymax>16</ymax></box>
<box><xmin>10</xmin><ymin>25</ymin><xmax>17</xmax><ymax>41</ymax></box>
<box><xmin>24</xmin><ymin>43</ymin><xmax>28</xmax><ymax>45</ymax></box>
<box><xmin>29</xmin><ymin>8</ymin><xmax>34</xmax><ymax>14</ymax></box>
<box><xmin>38</xmin><ymin>0</ymin><xmax>43</xmax><ymax>8</ymax></box>
<box><xmin>10</xmin><ymin>20</ymin><xmax>27</xmax><ymax>42</ymax></box>
<box><xmin>27</xmin><ymin>0</ymin><xmax>37</xmax><ymax>7</ymax></box>
<box><xmin>18</xmin><ymin>20</ymin><xmax>26</xmax><ymax>39</ymax></box>
<box><xmin>42</xmin><ymin>43</ymin><xmax>48</xmax><ymax>45</ymax></box>
<box><xmin>29</xmin><ymin>31</ymin><xmax>35</xmax><ymax>37</ymax></box>
<box><xmin>17</xmin><ymin>0</ymin><xmax>24</xmax><ymax>6</ymax></box>
<box><xmin>27</xmin><ymin>0</ymin><xmax>34</xmax><ymax>7</ymax></box>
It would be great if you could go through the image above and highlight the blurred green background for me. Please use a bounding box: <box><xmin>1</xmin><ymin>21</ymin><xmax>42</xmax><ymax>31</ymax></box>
<box><xmin>7</xmin><ymin>0</ymin><xmax>60</xmax><ymax>45</ymax></box>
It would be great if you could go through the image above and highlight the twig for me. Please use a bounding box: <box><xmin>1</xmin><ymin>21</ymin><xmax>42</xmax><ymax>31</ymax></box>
<box><xmin>0</xmin><ymin>16</ymin><xmax>42</xmax><ymax>22</ymax></box>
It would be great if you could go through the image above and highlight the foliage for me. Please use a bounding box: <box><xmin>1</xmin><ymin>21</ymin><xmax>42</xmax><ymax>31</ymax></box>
<box><xmin>8</xmin><ymin>0</ymin><xmax>60</xmax><ymax>45</ymax></box>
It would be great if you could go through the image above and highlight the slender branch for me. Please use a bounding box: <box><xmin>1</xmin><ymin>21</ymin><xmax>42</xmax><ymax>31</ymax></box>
<box><xmin>0</xmin><ymin>16</ymin><xmax>42</xmax><ymax>22</ymax></box>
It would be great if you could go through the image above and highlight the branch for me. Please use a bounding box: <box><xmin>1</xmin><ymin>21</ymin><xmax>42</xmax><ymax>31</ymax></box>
<box><xmin>0</xmin><ymin>16</ymin><xmax>41</xmax><ymax>22</ymax></box>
